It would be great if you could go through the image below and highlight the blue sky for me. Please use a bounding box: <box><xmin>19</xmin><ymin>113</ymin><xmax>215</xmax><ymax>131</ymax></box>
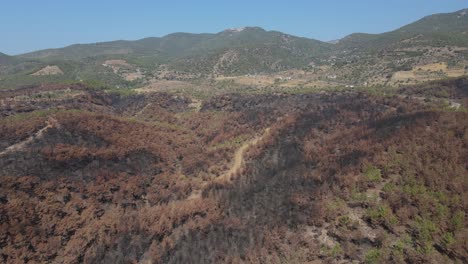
<box><xmin>1</xmin><ymin>0</ymin><xmax>467</xmax><ymax>55</ymax></box>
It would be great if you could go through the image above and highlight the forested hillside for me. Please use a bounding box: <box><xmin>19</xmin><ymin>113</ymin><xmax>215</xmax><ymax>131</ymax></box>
<box><xmin>0</xmin><ymin>77</ymin><xmax>466</xmax><ymax>263</ymax></box>
<box><xmin>1</xmin><ymin>9</ymin><xmax>467</xmax><ymax>88</ymax></box>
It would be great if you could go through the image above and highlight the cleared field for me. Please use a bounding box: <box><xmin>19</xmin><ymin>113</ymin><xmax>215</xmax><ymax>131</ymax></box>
<box><xmin>216</xmin><ymin>75</ymin><xmax>276</xmax><ymax>86</ymax></box>
<box><xmin>136</xmin><ymin>80</ymin><xmax>199</xmax><ymax>93</ymax></box>
<box><xmin>392</xmin><ymin>71</ymin><xmax>417</xmax><ymax>80</ymax></box>
<box><xmin>391</xmin><ymin>62</ymin><xmax>466</xmax><ymax>85</ymax></box>
<box><xmin>31</xmin><ymin>65</ymin><xmax>64</xmax><ymax>76</ymax></box>
<box><xmin>414</xmin><ymin>62</ymin><xmax>448</xmax><ymax>71</ymax></box>
<box><xmin>447</xmin><ymin>68</ymin><xmax>466</xmax><ymax>77</ymax></box>
<box><xmin>103</xmin><ymin>59</ymin><xmax>131</xmax><ymax>67</ymax></box>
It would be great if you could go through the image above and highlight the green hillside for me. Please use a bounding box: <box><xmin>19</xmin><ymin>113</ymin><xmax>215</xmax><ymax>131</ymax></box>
<box><xmin>1</xmin><ymin>9</ymin><xmax>467</xmax><ymax>88</ymax></box>
<box><xmin>6</xmin><ymin>27</ymin><xmax>333</xmax><ymax>81</ymax></box>
<box><xmin>19</xmin><ymin>27</ymin><xmax>332</xmax><ymax>61</ymax></box>
<box><xmin>0</xmin><ymin>52</ymin><xmax>15</xmax><ymax>65</ymax></box>
<box><xmin>169</xmin><ymin>27</ymin><xmax>333</xmax><ymax>74</ymax></box>
<box><xmin>398</xmin><ymin>8</ymin><xmax>468</xmax><ymax>33</ymax></box>
<box><xmin>337</xmin><ymin>8</ymin><xmax>468</xmax><ymax>51</ymax></box>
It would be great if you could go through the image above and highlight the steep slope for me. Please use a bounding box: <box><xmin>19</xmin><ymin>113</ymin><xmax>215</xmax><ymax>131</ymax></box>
<box><xmin>0</xmin><ymin>52</ymin><xmax>15</xmax><ymax>65</ymax></box>
<box><xmin>398</xmin><ymin>8</ymin><xmax>468</xmax><ymax>33</ymax></box>
<box><xmin>337</xmin><ymin>8</ymin><xmax>468</xmax><ymax>51</ymax></box>
<box><xmin>173</xmin><ymin>27</ymin><xmax>332</xmax><ymax>74</ymax></box>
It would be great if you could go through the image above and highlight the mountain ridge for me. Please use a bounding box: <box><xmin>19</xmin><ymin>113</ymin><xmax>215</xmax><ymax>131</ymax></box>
<box><xmin>336</xmin><ymin>8</ymin><xmax>468</xmax><ymax>50</ymax></box>
<box><xmin>17</xmin><ymin>26</ymin><xmax>332</xmax><ymax>60</ymax></box>
<box><xmin>11</xmin><ymin>8</ymin><xmax>468</xmax><ymax>59</ymax></box>
<box><xmin>1</xmin><ymin>9</ymin><xmax>467</xmax><ymax>88</ymax></box>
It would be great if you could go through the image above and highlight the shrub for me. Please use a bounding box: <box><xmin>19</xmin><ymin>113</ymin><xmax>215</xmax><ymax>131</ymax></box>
<box><xmin>365</xmin><ymin>248</ymin><xmax>381</xmax><ymax>264</ymax></box>
<box><xmin>441</xmin><ymin>232</ymin><xmax>455</xmax><ymax>250</ymax></box>
<box><xmin>366</xmin><ymin>204</ymin><xmax>398</xmax><ymax>227</ymax></box>
<box><xmin>337</xmin><ymin>215</ymin><xmax>352</xmax><ymax>227</ymax></box>
<box><xmin>451</xmin><ymin>210</ymin><xmax>464</xmax><ymax>231</ymax></box>
<box><xmin>363</xmin><ymin>165</ymin><xmax>382</xmax><ymax>182</ymax></box>
<box><xmin>413</xmin><ymin>216</ymin><xmax>436</xmax><ymax>253</ymax></box>
<box><xmin>350</xmin><ymin>188</ymin><xmax>368</xmax><ymax>202</ymax></box>
<box><xmin>382</xmin><ymin>182</ymin><xmax>395</xmax><ymax>193</ymax></box>
<box><xmin>330</xmin><ymin>244</ymin><xmax>343</xmax><ymax>258</ymax></box>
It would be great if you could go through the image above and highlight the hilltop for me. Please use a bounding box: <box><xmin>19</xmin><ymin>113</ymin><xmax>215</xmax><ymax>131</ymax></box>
<box><xmin>18</xmin><ymin>27</ymin><xmax>331</xmax><ymax>61</ymax></box>
<box><xmin>16</xmin><ymin>27</ymin><xmax>332</xmax><ymax>76</ymax></box>
<box><xmin>337</xmin><ymin>8</ymin><xmax>468</xmax><ymax>50</ymax></box>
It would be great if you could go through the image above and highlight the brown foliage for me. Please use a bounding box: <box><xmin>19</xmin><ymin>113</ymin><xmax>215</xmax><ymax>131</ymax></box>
<box><xmin>1</xmin><ymin>80</ymin><xmax>467</xmax><ymax>263</ymax></box>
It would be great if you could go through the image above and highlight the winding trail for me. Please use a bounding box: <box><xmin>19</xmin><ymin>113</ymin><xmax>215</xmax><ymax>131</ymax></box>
<box><xmin>0</xmin><ymin>116</ymin><xmax>58</xmax><ymax>157</ymax></box>
<box><xmin>133</xmin><ymin>103</ymin><xmax>153</xmax><ymax>117</ymax></box>
<box><xmin>187</xmin><ymin>127</ymin><xmax>270</xmax><ymax>200</ymax></box>
<box><xmin>217</xmin><ymin>127</ymin><xmax>270</xmax><ymax>182</ymax></box>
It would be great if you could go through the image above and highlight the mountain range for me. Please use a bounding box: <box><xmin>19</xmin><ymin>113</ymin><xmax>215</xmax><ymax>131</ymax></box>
<box><xmin>0</xmin><ymin>8</ymin><xmax>467</xmax><ymax>88</ymax></box>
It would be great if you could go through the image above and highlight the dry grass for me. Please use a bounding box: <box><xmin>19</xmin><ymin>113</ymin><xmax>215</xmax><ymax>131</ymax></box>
<box><xmin>136</xmin><ymin>80</ymin><xmax>199</xmax><ymax>93</ymax></box>
<box><xmin>391</xmin><ymin>62</ymin><xmax>466</xmax><ymax>85</ymax></box>
<box><xmin>392</xmin><ymin>71</ymin><xmax>417</xmax><ymax>81</ymax></box>
<box><xmin>216</xmin><ymin>69</ymin><xmax>336</xmax><ymax>88</ymax></box>
<box><xmin>123</xmin><ymin>70</ymin><xmax>144</xmax><ymax>81</ymax></box>
<box><xmin>216</xmin><ymin>76</ymin><xmax>276</xmax><ymax>86</ymax></box>
<box><xmin>415</xmin><ymin>62</ymin><xmax>447</xmax><ymax>72</ymax></box>
<box><xmin>447</xmin><ymin>68</ymin><xmax>466</xmax><ymax>77</ymax></box>
<box><xmin>31</xmin><ymin>65</ymin><xmax>64</xmax><ymax>76</ymax></box>
<box><xmin>104</xmin><ymin>59</ymin><xmax>131</xmax><ymax>67</ymax></box>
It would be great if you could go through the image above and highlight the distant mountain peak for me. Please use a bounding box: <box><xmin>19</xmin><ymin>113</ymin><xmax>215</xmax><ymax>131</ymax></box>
<box><xmin>221</xmin><ymin>26</ymin><xmax>266</xmax><ymax>34</ymax></box>
<box><xmin>225</xmin><ymin>27</ymin><xmax>246</xmax><ymax>33</ymax></box>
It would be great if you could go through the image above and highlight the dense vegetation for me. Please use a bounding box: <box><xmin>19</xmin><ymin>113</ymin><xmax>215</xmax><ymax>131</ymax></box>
<box><xmin>336</xmin><ymin>8</ymin><xmax>468</xmax><ymax>51</ymax></box>
<box><xmin>0</xmin><ymin>77</ymin><xmax>466</xmax><ymax>263</ymax></box>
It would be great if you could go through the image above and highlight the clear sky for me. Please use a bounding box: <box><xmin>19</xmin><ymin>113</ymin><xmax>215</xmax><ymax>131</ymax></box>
<box><xmin>1</xmin><ymin>0</ymin><xmax>467</xmax><ymax>55</ymax></box>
